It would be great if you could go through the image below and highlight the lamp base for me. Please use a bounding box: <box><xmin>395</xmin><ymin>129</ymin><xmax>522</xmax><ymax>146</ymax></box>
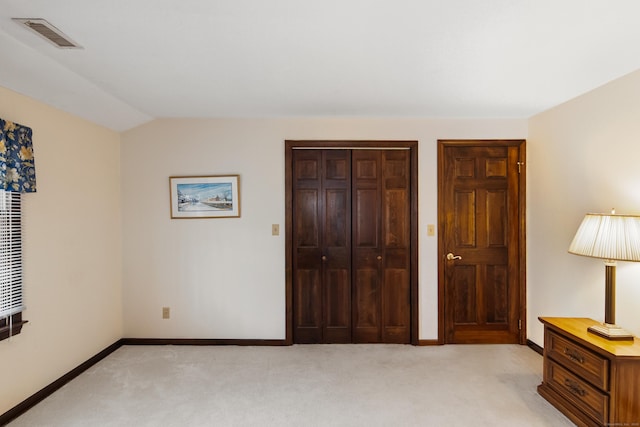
<box><xmin>587</xmin><ymin>323</ymin><xmax>634</xmax><ymax>341</ymax></box>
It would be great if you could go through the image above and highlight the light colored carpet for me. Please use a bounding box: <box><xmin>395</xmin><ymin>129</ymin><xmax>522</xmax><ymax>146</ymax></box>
<box><xmin>9</xmin><ymin>344</ymin><xmax>573</xmax><ymax>427</ymax></box>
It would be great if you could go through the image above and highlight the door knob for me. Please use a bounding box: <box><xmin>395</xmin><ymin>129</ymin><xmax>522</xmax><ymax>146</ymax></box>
<box><xmin>446</xmin><ymin>253</ymin><xmax>462</xmax><ymax>261</ymax></box>
<box><xmin>377</xmin><ymin>256</ymin><xmax>382</xmax><ymax>260</ymax></box>
<box><xmin>322</xmin><ymin>255</ymin><xmax>327</xmax><ymax>261</ymax></box>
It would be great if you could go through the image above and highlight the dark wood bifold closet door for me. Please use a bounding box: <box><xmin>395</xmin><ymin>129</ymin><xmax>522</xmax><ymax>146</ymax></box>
<box><xmin>293</xmin><ymin>150</ymin><xmax>352</xmax><ymax>343</ymax></box>
<box><xmin>292</xmin><ymin>148</ymin><xmax>410</xmax><ymax>344</ymax></box>
<box><xmin>352</xmin><ymin>150</ymin><xmax>410</xmax><ymax>343</ymax></box>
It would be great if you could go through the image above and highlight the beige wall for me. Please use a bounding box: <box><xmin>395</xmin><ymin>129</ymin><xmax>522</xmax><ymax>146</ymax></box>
<box><xmin>528</xmin><ymin>69</ymin><xmax>640</xmax><ymax>344</ymax></box>
<box><xmin>121</xmin><ymin>118</ymin><xmax>527</xmax><ymax>340</ymax></box>
<box><xmin>0</xmin><ymin>87</ymin><xmax>123</xmax><ymax>413</ymax></box>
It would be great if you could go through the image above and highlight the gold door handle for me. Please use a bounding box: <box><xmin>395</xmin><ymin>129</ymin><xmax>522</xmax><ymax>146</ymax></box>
<box><xmin>446</xmin><ymin>253</ymin><xmax>462</xmax><ymax>261</ymax></box>
<box><xmin>377</xmin><ymin>256</ymin><xmax>382</xmax><ymax>260</ymax></box>
<box><xmin>322</xmin><ymin>256</ymin><xmax>327</xmax><ymax>261</ymax></box>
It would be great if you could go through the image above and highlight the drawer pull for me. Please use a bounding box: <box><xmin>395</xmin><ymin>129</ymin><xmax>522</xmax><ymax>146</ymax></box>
<box><xmin>564</xmin><ymin>348</ymin><xmax>585</xmax><ymax>364</ymax></box>
<box><xmin>564</xmin><ymin>378</ymin><xmax>587</xmax><ymax>397</ymax></box>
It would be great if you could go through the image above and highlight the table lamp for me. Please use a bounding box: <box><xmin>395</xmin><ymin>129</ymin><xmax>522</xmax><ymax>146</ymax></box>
<box><xmin>568</xmin><ymin>210</ymin><xmax>640</xmax><ymax>340</ymax></box>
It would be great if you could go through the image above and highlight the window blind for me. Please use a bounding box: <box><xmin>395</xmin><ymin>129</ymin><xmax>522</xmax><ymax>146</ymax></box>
<box><xmin>0</xmin><ymin>190</ymin><xmax>23</xmax><ymax>319</ymax></box>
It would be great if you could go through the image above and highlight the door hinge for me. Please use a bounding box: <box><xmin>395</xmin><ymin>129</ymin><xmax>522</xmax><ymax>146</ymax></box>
<box><xmin>518</xmin><ymin>319</ymin><xmax>522</xmax><ymax>330</ymax></box>
<box><xmin>517</xmin><ymin>161</ymin><xmax>524</xmax><ymax>174</ymax></box>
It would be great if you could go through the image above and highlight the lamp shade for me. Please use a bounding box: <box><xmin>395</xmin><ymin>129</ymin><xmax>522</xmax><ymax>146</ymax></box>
<box><xmin>568</xmin><ymin>213</ymin><xmax>640</xmax><ymax>262</ymax></box>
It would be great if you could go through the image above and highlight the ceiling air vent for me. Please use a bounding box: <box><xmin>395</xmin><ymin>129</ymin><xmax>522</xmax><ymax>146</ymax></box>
<box><xmin>12</xmin><ymin>18</ymin><xmax>82</xmax><ymax>49</ymax></box>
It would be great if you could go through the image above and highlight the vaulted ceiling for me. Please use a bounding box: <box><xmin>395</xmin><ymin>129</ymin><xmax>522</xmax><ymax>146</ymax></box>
<box><xmin>1</xmin><ymin>1</ymin><xmax>640</xmax><ymax>131</ymax></box>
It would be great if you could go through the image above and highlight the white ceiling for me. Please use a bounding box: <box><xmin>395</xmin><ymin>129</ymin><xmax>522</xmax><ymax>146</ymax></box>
<box><xmin>1</xmin><ymin>0</ymin><xmax>640</xmax><ymax>131</ymax></box>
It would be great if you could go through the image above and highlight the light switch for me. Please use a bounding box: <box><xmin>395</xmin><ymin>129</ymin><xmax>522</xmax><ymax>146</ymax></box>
<box><xmin>427</xmin><ymin>224</ymin><xmax>435</xmax><ymax>236</ymax></box>
<box><xmin>272</xmin><ymin>224</ymin><xmax>280</xmax><ymax>236</ymax></box>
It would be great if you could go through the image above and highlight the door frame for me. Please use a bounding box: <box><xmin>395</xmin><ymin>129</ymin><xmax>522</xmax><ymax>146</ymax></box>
<box><xmin>437</xmin><ymin>139</ymin><xmax>527</xmax><ymax>345</ymax></box>
<box><xmin>285</xmin><ymin>140</ymin><xmax>419</xmax><ymax>345</ymax></box>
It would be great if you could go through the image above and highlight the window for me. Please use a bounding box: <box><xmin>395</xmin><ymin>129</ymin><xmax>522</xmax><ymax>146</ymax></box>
<box><xmin>0</xmin><ymin>190</ymin><xmax>26</xmax><ymax>341</ymax></box>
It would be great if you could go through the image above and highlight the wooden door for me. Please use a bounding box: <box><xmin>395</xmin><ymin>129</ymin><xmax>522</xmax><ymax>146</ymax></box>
<box><xmin>290</xmin><ymin>145</ymin><xmax>414</xmax><ymax>344</ymax></box>
<box><xmin>292</xmin><ymin>149</ymin><xmax>352</xmax><ymax>343</ymax></box>
<box><xmin>438</xmin><ymin>140</ymin><xmax>525</xmax><ymax>344</ymax></box>
<box><xmin>352</xmin><ymin>150</ymin><xmax>411</xmax><ymax>343</ymax></box>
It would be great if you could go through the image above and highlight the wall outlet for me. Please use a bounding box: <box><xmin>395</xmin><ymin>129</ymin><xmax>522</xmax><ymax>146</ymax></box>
<box><xmin>162</xmin><ymin>307</ymin><xmax>170</xmax><ymax>319</ymax></box>
<box><xmin>272</xmin><ymin>224</ymin><xmax>280</xmax><ymax>236</ymax></box>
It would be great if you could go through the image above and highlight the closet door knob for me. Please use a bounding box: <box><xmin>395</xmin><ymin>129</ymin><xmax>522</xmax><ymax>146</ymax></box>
<box><xmin>322</xmin><ymin>256</ymin><xmax>327</xmax><ymax>261</ymax></box>
<box><xmin>377</xmin><ymin>256</ymin><xmax>382</xmax><ymax>260</ymax></box>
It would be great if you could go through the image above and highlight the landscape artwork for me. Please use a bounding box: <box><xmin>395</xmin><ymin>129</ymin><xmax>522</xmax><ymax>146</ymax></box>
<box><xmin>170</xmin><ymin>175</ymin><xmax>240</xmax><ymax>218</ymax></box>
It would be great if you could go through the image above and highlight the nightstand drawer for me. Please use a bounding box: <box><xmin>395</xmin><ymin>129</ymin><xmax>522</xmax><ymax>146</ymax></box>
<box><xmin>546</xmin><ymin>329</ymin><xmax>609</xmax><ymax>390</ymax></box>
<box><xmin>539</xmin><ymin>318</ymin><xmax>640</xmax><ymax>426</ymax></box>
<box><xmin>546</xmin><ymin>360</ymin><xmax>609</xmax><ymax>425</ymax></box>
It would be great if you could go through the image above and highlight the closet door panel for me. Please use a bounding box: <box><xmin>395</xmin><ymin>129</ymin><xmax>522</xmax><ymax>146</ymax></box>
<box><xmin>294</xmin><ymin>269</ymin><xmax>323</xmax><ymax>342</ymax></box>
<box><xmin>292</xmin><ymin>150</ymin><xmax>324</xmax><ymax>343</ymax></box>
<box><xmin>352</xmin><ymin>151</ymin><xmax>383</xmax><ymax>342</ymax></box>
<box><xmin>295</xmin><ymin>190</ymin><xmax>319</xmax><ymax>247</ymax></box>
<box><xmin>322</xmin><ymin>151</ymin><xmax>352</xmax><ymax>343</ymax></box>
<box><xmin>381</xmin><ymin>150</ymin><xmax>411</xmax><ymax>343</ymax></box>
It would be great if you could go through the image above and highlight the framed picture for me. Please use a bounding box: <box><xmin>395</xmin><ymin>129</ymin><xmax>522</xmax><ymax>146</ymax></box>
<box><xmin>169</xmin><ymin>175</ymin><xmax>240</xmax><ymax>219</ymax></box>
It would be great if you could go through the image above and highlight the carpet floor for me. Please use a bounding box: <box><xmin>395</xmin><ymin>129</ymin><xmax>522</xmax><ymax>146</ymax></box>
<box><xmin>9</xmin><ymin>344</ymin><xmax>573</xmax><ymax>426</ymax></box>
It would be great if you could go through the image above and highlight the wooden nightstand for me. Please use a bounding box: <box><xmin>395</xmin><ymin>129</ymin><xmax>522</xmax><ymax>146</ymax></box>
<box><xmin>538</xmin><ymin>317</ymin><xmax>640</xmax><ymax>427</ymax></box>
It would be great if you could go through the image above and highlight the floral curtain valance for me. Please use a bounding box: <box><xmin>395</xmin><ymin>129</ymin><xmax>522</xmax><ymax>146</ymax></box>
<box><xmin>0</xmin><ymin>118</ymin><xmax>36</xmax><ymax>193</ymax></box>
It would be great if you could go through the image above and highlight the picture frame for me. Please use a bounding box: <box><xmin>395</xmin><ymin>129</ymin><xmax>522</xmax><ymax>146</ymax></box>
<box><xmin>169</xmin><ymin>175</ymin><xmax>240</xmax><ymax>219</ymax></box>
